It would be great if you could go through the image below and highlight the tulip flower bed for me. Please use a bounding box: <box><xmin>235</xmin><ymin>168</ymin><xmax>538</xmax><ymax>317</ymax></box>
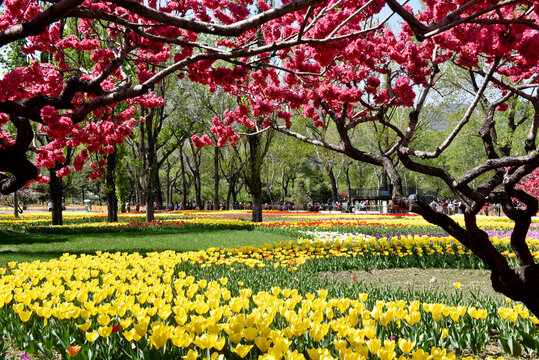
<box><xmin>2</xmin><ymin>250</ymin><xmax>537</xmax><ymax>360</ymax></box>
<box><xmin>1</xmin><ymin>212</ymin><xmax>539</xmax><ymax>359</ymax></box>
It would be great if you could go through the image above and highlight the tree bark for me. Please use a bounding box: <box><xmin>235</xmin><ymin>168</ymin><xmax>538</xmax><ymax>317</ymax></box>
<box><xmin>165</xmin><ymin>160</ymin><xmax>172</xmax><ymax>210</ymax></box>
<box><xmin>49</xmin><ymin>164</ymin><xmax>63</xmax><ymax>226</ymax></box>
<box><xmin>13</xmin><ymin>190</ymin><xmax>19</xmax><ymax>218</ymax></box>
<box><xmin>194</xmin><ymin>170</ymin><xmax>202</xmax><ymax>210</ymax></box>
<box><xmin>180</xmin><ymin>151</ymin><xmax>188</xmax><ymax>210</ymax></box>
<box><xmin>247</xmin><ymin>134</ymin><xmax>264</xmax><ymax>222</ymax></box>
<box><xmin>214</xmin><ymin>146</ymin><xmax>220</xmax><ymax>210</ymax></box>
<box><xmin>327</xmin><ymin>166</ymin><xmax>338</xmax><ymax>204</ymax></box>
<box><xmin>143</xmin><ymin>109</ymin><xmax>158</xmax><ymax>222</ymax></box>
<box><xmin>105</xmin><ymin>149</ymin><xmax>118</xmax><ymax>222</ymax></box>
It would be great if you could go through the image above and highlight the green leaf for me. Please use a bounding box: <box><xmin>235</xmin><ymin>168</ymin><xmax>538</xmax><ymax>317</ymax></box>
<box><xmin>499</xmin><ymin>337</ymin><xmax>510</xmax><ymax>354</ymax></box>
<box><xmin>508</xmin><ymin>337</ymin><xmax>522</xmax><ymax>357</ymax></box>
<box><xmin>519</xmin><ymin>330</ymin><xmax>537</xmax><ymax>351</ymax></box>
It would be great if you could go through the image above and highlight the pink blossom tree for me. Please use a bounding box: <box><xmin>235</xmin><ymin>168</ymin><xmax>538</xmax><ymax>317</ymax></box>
<box><xmin>194</xmin><ymin>2</ymin><xmax>539</xmax><ymax>312</ymax></box>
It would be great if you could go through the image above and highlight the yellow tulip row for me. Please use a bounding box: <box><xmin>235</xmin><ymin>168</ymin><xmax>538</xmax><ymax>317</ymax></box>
<box><xmin>1</xmin><ymin>233</ymin><xmax>537</xmax><ymax>281</ymax></box>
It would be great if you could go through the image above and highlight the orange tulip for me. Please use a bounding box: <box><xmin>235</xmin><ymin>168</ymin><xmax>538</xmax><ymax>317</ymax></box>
<box><xmin>67</xmin><ymin>345</ymin><xmax>82</xmax><ymax>357</ymax></box>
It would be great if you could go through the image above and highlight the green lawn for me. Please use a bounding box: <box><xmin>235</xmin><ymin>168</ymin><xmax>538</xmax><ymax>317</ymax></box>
<box><xmin>0</xmin><ymin>228</ymin><xmax>296</xmax><ymax>266</ymax></box>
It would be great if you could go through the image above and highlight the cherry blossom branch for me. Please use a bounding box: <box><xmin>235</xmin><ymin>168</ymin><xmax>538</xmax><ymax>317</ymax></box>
<box><xmin>385</xmin><ymin>0</ymin><xmax>522</xmax><ymax>41</ymax></box>
<box><xmin>108</xmin><ymin>0</ymin><xmax>322</xmax><ymax>37</ymax></box>
<box><xmin>273</xmin><ymin>125</ymin><xmax>345</xmax><ymax>154</ymax></box>
<box><xmin>305</xmin><ymin>11</ymin><xmax>395</xmax><ymax>44</ymax></box>
<box><xmin>397</xmin><ymin>148</ymin><xmax>482</xmax><ymax>205</ymax></box>
<box><xmin>422</xmin><ymin>0</ymin><xmax>523</xmax><ymax>39</ymax></box>
<box><xmin>0</xmin><ymin>0</ymin><xmax>85</xmax><ymax>46</ymax></box>
<box><xmin>459</xmin><ymin>153</ymin><xmax>539</xmax><ymax>186</ymax></box>
<box><xmin>296</xmin><ymin>5</ymin><xmax>314</xmax><ymax>41</ymax></box>
<box><xmin>327</xmin><ymin>0</ymin><xmax>376</xmax><ymax>38</ymax></box>
<box><xmin>69</xmin><ymin>9</ymin><xmax>215</xmax><ymax>51</ymax></box>
<box><xmin>237</xmin><ymin>126</ymin><xmax>272</xmax><ymax>136</ymax></box>
<box><xmin>301</xmin><ymin>0</ymin><xmax>344</xmax><ymax>35</ymax></box>
<box><xmin>470</xmin><ymin>18</ymin><xmax>539</xmax><ymax>30</ymax></box>
<box><xmin>345</xmin><ymin>114</ymin><xmax>379</xmax><ymax>130</ymax></box>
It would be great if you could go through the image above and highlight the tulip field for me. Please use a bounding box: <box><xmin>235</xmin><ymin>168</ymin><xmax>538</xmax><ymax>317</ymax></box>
<box><xmin>1</xmin><ymin>211</ymin><xmax>539</xmax><ymax>359</ymax></box>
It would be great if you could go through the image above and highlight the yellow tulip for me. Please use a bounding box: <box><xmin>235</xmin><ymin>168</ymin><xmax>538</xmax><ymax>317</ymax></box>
<box><xmin>231</xmin><ymin>344</ymin><xmax>253</xmax><ymax>358</ymax></box>
<box><xmin>193</xmin><ymin>333</ymin><xmax>221</xmax><ymax>350</ymax></box>
<box><xmin>123</xmin><ymin>328</ymin><xmax>142</xmax><ymax>342</ymax></box>
<box><xmin>255</xmin><ymin>337</ymin><xmax>272</xmax><ymax>352</ymax></box>
<box><xmin>378</xmin><ymin>347</ymin><xmax>395</xmax><ymax>360</ymax></box>
<box><xmin>120</xmin><ymin>317</ymin><xmax>133</xmax><ymax>329</ymax></box>
<box><xmin>398</xmin><ymin>338</ymin><xmax>415</xmax><ymax>354</ymax></box>
<box><xmin>19</xmin><ymin>310</ymin><xmax>32</xmax><ymax>323</ymax></box>
<box><xmin>98</xmin><ymin>326</ymin><xmax>112</xmax><ymax>338</ymax></box>
<box><xmin>76</xmin><ymin>320</ymin><xmax>92</xmax><ymax>332</ymax></box>
<box><xmin>367</xmin><ymin>338</ymin><xmax>381</xmax><ymax>355</ymax></box>
<box><xmin>310</xmin><ymin>323</ymin><xmax>330</xmax><ymax>342</ymax></box>
<box><xmin>134</xmin><ymin>319</ymin><xmax>149</xmax><ymax>337</ymax></box>
<box><xmin>441</xmin><ymin>328</ymin><xmax>448</xmax><ymax>339</ymax></box>
<box><xmin>243</xmin><ymin>327</ymin><xmax>258</xmax><ymax>342</ymax></box>
<box><xmin>97</xmin><ymin>314</ymin><xmax>110</xmax><ymax>326</ymax></box>
<box><xmin>364</xmin><ymin>326</ymin><xmax>375</xmax><ymax>339</ymax></box>
<box><xmin>85</xmin><ymin>331</ymin><xmax>99</xmax><ymax>342</ymax></box>
<box><xmin>149</xmin><ymin>322</ymin><xmax>172</xmax><ymax>349</ymax></box>
<box><xmin>411</xmin><ymin>349</ymin><xmax>429</xmax><ymax>360</ymax></box>
<box><xmin>449</xmin><ymin>310</ymin><xmax>460</xmax><ymax>322</ymax></box>
<box><xmin>182</xmin><ymin>349</ymin><xmax>200</xmax><ymax>360</ymax></box>
<box><xmin>431</xmin><ymin>311</ymin><xmax>442</xmax><ymax>322</ymax></box>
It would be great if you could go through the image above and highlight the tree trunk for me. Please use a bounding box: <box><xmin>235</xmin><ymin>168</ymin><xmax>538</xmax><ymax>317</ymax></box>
<box><xmin>344</xmin><ymin>163</ymin><xmax>352</xmax><ymax>202</ymax></box>
<box><xmin>281</xmin><ymin>168</ymin><xmax>287</xmax><ymax>203</ymax></box>
<box><xmin>226</xmin><ymin>186</ymin><xmax>232</xmax><ymax>210</ymax></box>
<box><xmin>154</xmin><ymin>169</ymin><xmax>163</xmax><ymax>206</ymax></box>
<box><xmin>180</xmin><ymin>152</ymin><xmax>188</xmax><ymax>210</ymax></box>
<box><xmin>327</xmin><ymin>166</ymin><xmax>338</xmax><ymax>204</ymax></box>
<box><xmin>252</xmin><ymin>186</ymin><xmax>263</xmax><ymax>222</ymax></box>
<box><xmin>145</xmin><ymin>153</ymin><xmax>157</xmax><ymax>221</ymax></box>
<box><xmin>232</xmin><ymin>187</ymin><xmax>238</xmax><ymax>204</ymax></box>
<box><xmin>49</xmin><ymin>164</ymin><xmax>63</xmax><ymax>226</ymax></box>
<box><xmin>144</xmin><ymin>109</ymin><xmax>158</xmax><ymax>222</ymax></box>
<box><xmin>146</xmin><ymin>184</ymin><xmax>155</xmax><ymax>221</ymax></box>
<box><xmin>248</xmin><ymin>134</ymin><xmax>264</xmax><ymax>222</ymax></box>
<box><xmin>381</xmin><ymin>169</ymin><xmax>388</xmax><ymax>189</ymax></box>
<box><xmin>214</xmin><ymin>146</ymin><xmax>220</xmax><ymax>210</ymax></box>
<box><xmin>194</xmin><ymin>171</ymin><xmax>202</xmax><ymax>210</ymax></box>
<box><xmin>165</xmin><ymin>160</ymin><xmax>172</xmax><ymax>210</ymax></box>
<box><xmin>13</xmin><ymin>190</ymin><xmax>19</xmax><ymax>218</ymax></box>
<box><xmin>106</xmin><ymin>149</ymin><xmax>118</xmax><ymax>222</ymax></box>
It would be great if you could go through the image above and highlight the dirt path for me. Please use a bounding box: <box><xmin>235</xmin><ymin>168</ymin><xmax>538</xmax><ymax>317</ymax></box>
<box><xmin>319</xmin><ymin>268</ymin><xmax>505</xmax><ymax>301</ymax></box>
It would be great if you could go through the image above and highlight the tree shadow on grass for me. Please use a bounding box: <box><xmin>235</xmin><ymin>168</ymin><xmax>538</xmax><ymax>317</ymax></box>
<box><xmin>0</xmin><ymin>230</ymin><xmax>71</xmax><ymax>245</ymax></box>
<box><xmin>0</xmin><ymin>227</ymin><xmax>250</xmax><ymax>245</ymax></box>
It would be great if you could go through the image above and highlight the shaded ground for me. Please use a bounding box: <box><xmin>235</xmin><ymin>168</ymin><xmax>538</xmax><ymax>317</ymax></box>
<box><xmin>0</xmin><ymin>229</ymin><xmax>296</xmax><ymax>267</ymax></box>
<box><xmin>319</xmin><ymin>268</ymin><xmax>505</xmax><ymax>301</ymax></box>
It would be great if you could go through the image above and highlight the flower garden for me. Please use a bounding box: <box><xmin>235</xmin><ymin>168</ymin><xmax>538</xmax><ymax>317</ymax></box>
<box><xmin>1</xmin><ymin>211</ymin><xmax>538</xmax><ymax>360</ymax></box>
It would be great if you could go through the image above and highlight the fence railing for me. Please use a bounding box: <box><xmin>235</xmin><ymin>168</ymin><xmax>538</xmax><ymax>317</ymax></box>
<box><xmin>348</xmin><ymin>187</ymin><xmax>439</xmax><ymax>200</ymax></box>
